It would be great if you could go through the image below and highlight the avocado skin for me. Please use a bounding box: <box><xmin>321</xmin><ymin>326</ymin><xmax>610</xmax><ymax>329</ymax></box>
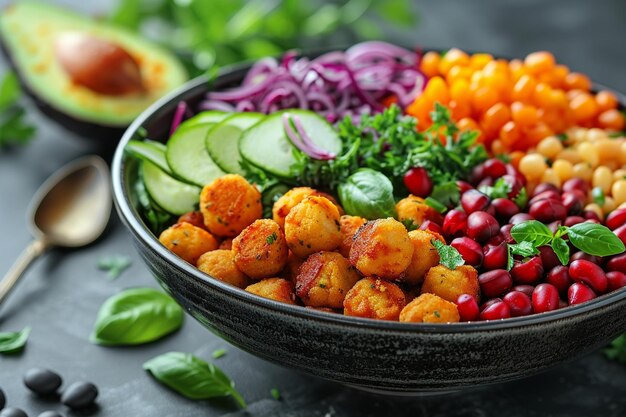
<box><xmin>1</xmin><ymin>40</ymin><xmax>126</xmax><ymax>145</ymax></box>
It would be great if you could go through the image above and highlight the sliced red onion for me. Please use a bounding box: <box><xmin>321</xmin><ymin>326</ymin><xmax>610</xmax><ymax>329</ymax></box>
<box><xmin>282</xmin><ymin>114</ymin><xmax>336</xmax><ymax>160</ymax></box>
<box><xmin>170</xmin><ymin>101</ymin><xmax>188</xmax><ymax>136</ymax></box>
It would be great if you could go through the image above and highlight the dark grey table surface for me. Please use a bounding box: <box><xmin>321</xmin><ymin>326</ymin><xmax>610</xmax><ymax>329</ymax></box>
<box><xmin>1</xmin><ymin>1</ymin><xmax>626</xmax><ymax>416</ymax></box>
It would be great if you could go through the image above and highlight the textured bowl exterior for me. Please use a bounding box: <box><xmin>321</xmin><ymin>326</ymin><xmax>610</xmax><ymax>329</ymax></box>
<box><xmin>112</xmin><ymin>62</ymin><xmax>626</xmax><ymax>393</ymax></box>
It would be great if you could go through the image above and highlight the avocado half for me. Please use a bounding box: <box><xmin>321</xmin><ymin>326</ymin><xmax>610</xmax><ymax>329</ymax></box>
<box><xmin>0</xmin><ymin>2</ymin><xmax>188</xmax><ymax>141</ymax></box>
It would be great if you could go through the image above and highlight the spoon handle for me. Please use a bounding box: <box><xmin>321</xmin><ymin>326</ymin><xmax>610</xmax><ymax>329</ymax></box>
<box><xmin>0</xmin><ymin>239</ymin><xmax>48</xmax><ymax>306</ymax></box>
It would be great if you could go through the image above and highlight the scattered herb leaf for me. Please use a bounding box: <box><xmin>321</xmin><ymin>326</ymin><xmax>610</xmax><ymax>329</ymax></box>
<box><xmin>144</xmin><ymin>352</ymin><xmax>246</xmax><ymax>408</ymax></box>
<box><xmin>432</xmin><ymin>239</ymin><xmax>465</xmax><ymax>270</ymax></box>
<box><xmin>0</xmin><ymin>327</ymin><xmax>31</xmax><ymax>354</ymax></box>
<box><xmin>0</xmin><ymin>71</ymin><xmax>36</xmax><ymax>148</ymax></box>
<box><xmin>425</xmin><ymin>197</ymin><xmax>447</xmax><ymax>213</ymax></box>
<box><xmin>266</xmin><ymin>232</ymin><xmax>277</xmax><ymax>245</ymax></box>
<box><xmin>98</xmin><ymin>255</ymin><xmax>132</xmax><ymax>279</ymax></box>
<box><xmin>567</xmin><ymin>222</ymin><xmax>625</xmax><ymax>256</ymax></box>
<box><xmin>510</xmin><ymin>220</ymin><xmax>554</xmax><ymax>247</ymax></box>
<box><xmin>592</xmin><ymin>187</ymin><xmax>605</xmax><ymax>207</ymax></box>
<box><xmin>479</xmin><ymin>178</ymin><xmax>511</xmax><ymax>200</ymax></box>
<box><xmin>400</xmin><ymin>218</ymin><xmax>419</xmax><ymax>232</ymax></box>
<box><xmin>605</xmin><ymin>334</ymin><xmax>626</xmax><ymax>364</ymax></box>
<box><xmin>91</xmin><ymin>288</ymin><xmax>183</xmax><ymax>346</ymax></box>
<box><xmin>508</xmin><ymin>241</ymin><xmax>540</xmax><ymax>257</ymax></box>
<box><xmin>551</xmin><ymin>237</ymin><xmax>570</xmax><ymax>266</ymax></box>
<box><xmin>429</xmin><ymin>181</ymin><xmax>460</xmax><ymax>207</ymax></box>
<box><xmin>271</xmin><ymin>388</ymin><xmax>281</xmax><ymax>400</ymax></box>
<box><xmin>212</xmin><ymin>349</ymin><xmax>227</xmax><ymax>359</ymax></box>
<box><xmin>513</xmin><ymin>187</ymin><xmax>528</xmax><ymax>209</ymax></box>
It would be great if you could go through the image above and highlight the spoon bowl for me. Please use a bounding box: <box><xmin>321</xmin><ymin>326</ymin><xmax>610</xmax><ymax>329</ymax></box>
<box><xmin>0</xmin><ymin>155</ymin><xmax>111</xmax><ymax>306</ymax></box>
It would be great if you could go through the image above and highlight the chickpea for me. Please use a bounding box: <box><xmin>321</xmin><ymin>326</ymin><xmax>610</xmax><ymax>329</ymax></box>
<box><xmin>396</xmin><ymin>195</ymin><xmax>443</xmax><ymax>227</ymax></box>
<box><xmin>159</xmin><ymin>222</ymin><xmax>219</xmax><ymax>265</ymax></box>
<box><xmin>404</xmin><ymin>230</ymin><xmax>445</xmax><ymax>285</ymax></box>
<box><xmin>518</xmin><ymin>154</ymin><xmax>547</xmax><ymax>181</ymax></box>
<box><xmin>536</xmin><ymin>136</ymin><xmax>563</xmax><ymax>160</ymax></box>
<box><xmin>200</xmin><ymin>174</ymin><xmax>262</xmax><ymax>237</ymax></box>
<box><xmin>541</xmin><ymin>168</ymin><xmax>561</xmax><ymax>188</ymax></box>
<box><xmin>272</xmin><ymin>187</ymin><xmax>341</xmax><ymax>229</ymax></box>
<box><xmin>399</xmin><ymin>293</ymin><xmax>460</xmax><ymax>323</ymax></box>
<box><xmin>586</xmin><ymin>128</ymin><xmax>607</xmax><ymax>142</ymax></box>
<box><xmin>245</xmin><ymin>278</ymin><xmax>297</xmax><ymax>305</ymax></box>
<box><xmin>284</xmin><ymin>196</ymin><xmax>342</xmax><ymax>258</ymax></box>
<box><xmin>349</xmin><ymin>218</ymin><xmax>413</xmax><ymax>280</ymax></box>
<box><xmin>295</xmin><ymin>252</ymin><xmax>360</xmax><ymax>309</ymax></box>
<box><xmin>421</xmin><ymin>265</ymin><xmax>480</xmax><ymax>303</ymax></box>
<box><xmin>584</xmin><ymin>203</ymin><xmax>604</xmax><ymax>220</ymax></box>
<box><xmin>232</xmin><ymin>219</ymin><xmax>288</xmax><ymax>279</ymax></box>
<box><xmin>572</xmin><ymin>162</ymin><xmax>593</xmax><ymax>182</ymax></box>
<box><xmin>555</xmin><ymin>148</ymin><xmax>582</xmax><ymax>164</ymax></box>
<box><xmin>603</xmin><ymin>196</ymin><xmax>616</xmax><ymax>214</ymax></box>
<box><xmin>620</xmin><ymin>142</ymin><xmax>626</xmax><ymax>165</ymax></box>
<box><xmin>343</xmin><ymin>277</ymin><xmax>406</xmax><ymax>321</ymax></box>
<box><xmin>613</xmin><ymin>169</ymin><xmax>626</xmax><ymax>183</ymax></box>
<box><xmin>592</xmin><ymin>166</ymin><xmax>613</xmax><ymax>194</ymax></box>
<box><xmin>612</xmin><ymin>179</ymin><xmax>626</xmax><ymax>205</ymax></box>
<box><xmin>578</xmin><ymin>142</ymin><xmax>599</xmax><ymax>168</ymax></box>
<box><xmin>281</xmin><ymin>251</ymin><xmax>305</xmax><ymax>282</ymax></box>
<box><xmin>197</xmin><ymin>249</ymin><xmax>249</xmax><ymax>288</ymax></box>
<box><xmin>552</xmin><ymin>159</ymin><xmax>573</xmax><ymax>182</ymax></box>
<box><xmin>177</xmin><ymin>211</ymin><xmax>206</xmax><ymax>230</ymax></box>
<box><xmin>338</xmin><ymin>215</ymin><xmax>367</xmax><ymax>258</ymax></box>
<box><xmin>595</xmin><ymin>138</ymin><xmax>621</xmax><ymax>163</ymax></box>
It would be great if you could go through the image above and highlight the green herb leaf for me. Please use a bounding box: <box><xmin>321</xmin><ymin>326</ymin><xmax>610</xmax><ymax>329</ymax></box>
<box><xmin>270</xmin><ymin>388</ymin><xmax>281</xmax><ymax>400</ymax></box>
<box><xmin>338</xmin><ymin>168</ymin><xmax>396</xmax><ymax>219</ymax></box>
<box><xmin>479</xmin><ymin>178</ymin><xmax>511</xmax><ymax>200</ymax></box>
<box><xmin>144</xmin><ymin>352</ymin><xmax>246</xmax><ymax>408</ymax></box>
<box><xmin>0</xmin><ymin>71</ymin><xmax>36</xmax><ymax>148</ymax></box>
<box><xmin>568</xmin><ymin>222</ymin><xmax>625</xmax><ymax>257</ymax></box>
<box><xmin>0</xmin><ymin>71</ymin><xmax>20</xmax><ymax>110</ymax></box>
<box><xmin>425</xmin><ymin>197</ymin><xmax>447</xmax><ymax>213</ymax></box>
<box><xmin>266</xmin><ymin>232</ymin><xmax>277</xmax><ymax>245</ymax></box>
<box><xmin>510</xmin><ymin>220</ymin><xmax>554</xmax><ymax>247</ymax></box>
<box><xmin>513</xmin><ymin>187</ymin><xmax>528</xmax><ymax>209</ymax></box>
<box><xmin>431</xmin><ymin>239</ymin><xmax>465</xmax><ymax>270</ymax></box>
<box><xmin>212</xmin><ymin>349</ymin><xmax>227</xmax><ymax>359</ymax></box>
<box><xmin>430</xmin><ymin>181</ymin><xmax>460</xmax><ymax>207</ymax></box>
<box><xmin>506</xmin><ymin>245</ymin><xmax>515</xmax><ymax>271</ymax></box>
<box><xmin>605</xmin><ymin>334</ymin><xmax>626</xmax><ymax>364</ymax></box>
<box><xmin>91</xmin><ymin>288</ymin><xmax>183</xmax><ymax>346</ymax></box>
<box><xmin>508</xmin><ymin>241</ymin><xmax>540</xmax><ymax>257</ymax></box>
<box><xmin>0</xmin><ymin>327</ymin><xmax>30</xmax><ymax>354</ymax></box>
<box><xmin>98</xmin><ymin>255</ymin><xmax>132</xmax><ymax>280</ymax></box>
<box><xmin>592</xmin><ymin>186</ymin><xmax>605</xmax><ymax>206</ymax></box>
<box><xmin>400</xmin><ymin>218</ymin><xmax>419</xmax><ymax>232</ymax></box>
<box><xmin>551</xmin><ymin>238</ymin><xmax>570</xmax><ymax>266</ymax></box>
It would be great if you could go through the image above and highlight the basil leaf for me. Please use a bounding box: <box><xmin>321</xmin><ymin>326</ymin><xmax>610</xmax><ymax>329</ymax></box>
<box><xmin>508</xmin><ymin>241</ymin><xmax>540</xmax><ymax>257</ymax></box>
<box><xmin>479</xmin><ymin>178</ymin><xmax>511</xmax><ymax>200</ymax></box>
<box><xmin>144</xmin><ymin>352</ymin><xmax>246</xmax><ymax>408</ymax></box>
<box><xmin>510</xmin><ymin>220</ymin><xmax>553</xmax><ymax>247</ymax></box>
<box><xmin>592</xmin><ymin>187</ymin><xmax>605</xmax><ymax>206</ymax></box>
<box><xmin>432</xmin><ymin>239</ymin><xmax>465</xmax><ymax>270</ymax></box>
<box><xmin>0</xmin><ymin>327</ymin><xmax>30</xmax><ymax>354</ymax></box>
<box><xmin>91</xmin><ymin>288</ymin><xmax>183</xmax><ymax>346</ymax></box>
<box><xmin>551</xmin><ymin>238</ymin><xmax>570</xmax><ymax>266</ymax></box>
<box><xmin>568</xmin><ymin>222</ymin><xmax>626</xmax><ymax>256</ymax></box>
<box><xmin>506</xmin><ymin>245</ymin><xmax>515</xmax><ymax>271</ymax></box>
<box><xmin>98</xmin><ymin>255</ymin><xmax>132</xmax><ymax>280</ymax></box>
<box><xmin>338</xmin><ymin>168</ymin><xmax>396</xmax><ymax>220</ymax></box>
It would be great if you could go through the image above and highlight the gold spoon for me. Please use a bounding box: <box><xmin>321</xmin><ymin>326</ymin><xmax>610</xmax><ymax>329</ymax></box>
<box><xmin>0</xmin><ymin>155</ymin><xmax>111</xmax><ymax>305</ymax></box>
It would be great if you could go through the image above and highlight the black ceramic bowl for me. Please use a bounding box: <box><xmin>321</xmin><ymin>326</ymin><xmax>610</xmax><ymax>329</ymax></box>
<box><xmin>111</xmin><ymin>59</ymin><xmax>626</xmax><ymax>394</ymax></box>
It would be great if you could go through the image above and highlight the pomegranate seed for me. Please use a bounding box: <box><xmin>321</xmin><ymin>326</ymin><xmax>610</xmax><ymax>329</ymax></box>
<box><xmin>512</xmin><ymin>284</ymin><xmax>535</xmax><ymax>297</ymax></box>
<box><xmin>500</xmin><ymin>224</ymin><xmax>515</xmax><ymax>244</ymax></box>
<box><xmin>487</xmin><ymin>234</ymin><xmax>505</xmax><ymax>246</ymax></box>
<box><xmin>529</xmin><ymin>190</ymin><xmax>561</xmax><ymax>205</ymax></box>
<box><xmin>605</xmin><ymin>208</ymin><xmax>626</xmax><ymax>231</ymax></box>
<box><xmin>503</xmin><ymin>291</ymin><xmax>532</xmax><ymax>316</ymax></box>
<box><xmin>563</xmin><ymin>178</ymin><xmax>589</xmax><ymax>195</ymax></box>
<box><xmin>451</xmin><ymin>237</ymin><xmax>484</xmax><ymax>267</ymax></box>
<box><xmin>606</xmin><ymin>271</ymin><xmax>626</xmax><ymax>291</ymax></box>
<box><xmin>480</xmin><ymin>300</ymin><xmax>511</xmax><ymax>320</ymax></box>
<box><xmin>466</xmin><ymin>212</ymin><xmax>500</xmax><ymax>242</ymax></box>
<box><xmin>606</xmin><ymin>253</ymin><xmax>626</xmax><ymax>274</ymax></box>
<box><xmin>558</xmin><ymin>299</ymin><xmax>568</xmax><ymax>309</ymax></box>
<box><xmin>538</xmin><ymin>246</ymin><xmax>561</xmax><ymax>271</ymax></box>
<box><xmin>545</xmin><ymin>265</ymin><xmax>572</xmax><ymax>294</ymax></box>
<box><xmin>583</xmin><ymin>210</ymin><xmax>602</xmax><ymax>222</ymax></box>
<box><xmin>456</xmin><ymin>180</ymin><xmax>474</xmax><ymax>194</ymax></box>
<box><xmin>469</xmin><ymin>164</ymin><xmax>486</xmax><ymax>185</ymax></box>
<box><xmin>442</xmin><ymin>209</ymin><xmax>467</xmax><ymax>237</ymax></box>
<box><xmin>612</xmin><ymin>224</ymin><xmax>626</xmax><ymax>246</ymax></box>
<box><xmin>567</xmin><ymin>282</ymin><xmax>597</xmax><ymax>305</ymax></box>
<box><xmin>564</xmin><ymin>216</ymin><xmax>586</xmax><ymax>227</ymax></box>
<box><xmin>532</xmin><ymin>283</ymin><xmax>560</xmax><ymax>313</ymax></box>
<box><xmin>505</xmin><ymin>164</ymin><xmax>527</xmax><ymax>185</ymax></box>
<box><xmin>561</xmin><ymin>192</ymin><xmax>584</xmax><ymax>216</ymax></box>
<box><xmin>403</xmin><ymin>167</ymin><xmax>433</xmax><ymax>198</ymax></box>
<box><xmin>511</xmin><ymin>256</ymin><xmax>544</xmax><ymax>284</ymax></box>
<box><xmin>501</xmin><ymin>174</ymin><xmax>524</xmax><ymax>198</ymax></box>
<box><xmin>479</xmin><ymin>269</ymin><xmax>513</xmax><ymax>298</ymax></box>
<box><xmin>529</xmin><ymin>199</ymin><xmax>567</xmax><ymax>223</ymax></box>
<box><xmin>483</xmin><ymin>159</ymin><xmax>508</xmax><ymax>178</ymax></box>
<box><xmin>509</xmin><ymin>213</ymin><xmax>534</xmax><ymax>225</ymax></box>
<box><xmin>569</xmin><ymin>259</ymin><xmax>608</xmax><ymax>294</ymax></box>
<box><xmin>569</xmin><ymin>251</ymin><xmax>603</xmax><ymax>266</ymax></box>
<box><xmin>532</xmin><ymin>183</ymin><xmax>560</xmax><ymax>197</ymax></box>
<box><xmin>456</xmin><ymin>294</ymin><xmax>480</xmax><ymax>321</ymax></box>
<box><xmin>419</xmin><ymin>220</ymin><xmax>443</xmax><ymax>235</ymax></box>
<box><xmin>480</xmin><ymin>298</ymin><xmax>502</xmax><ymax>311</ymax></box>
<box><xmin>461</xmin><ymin>190</ymin><xmax>490</xmax><ymax>214</ymax></box>
<box><xmin>492</xmin><ymin>198</ymin><xmax>519</xmax><ymax>222</ymax></box>
<box><xmin>483</xmin><ymin>241</ymin><xmax>508</xmax><ymax>270</ymax></box>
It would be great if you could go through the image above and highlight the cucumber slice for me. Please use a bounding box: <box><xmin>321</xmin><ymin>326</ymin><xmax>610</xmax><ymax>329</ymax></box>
<box><xmin>206</xmin><ymin>112</ymin><xmax>264</xmax><ymax>174</ymax></box>
<box><xmin>142</xmin><ymin>161</ymin><xmax>201</xmax><ymax>215</ymax></box>
<box><xmin>239</xmin><ymin>110</ymin><xmax>342</xmax><ymax>177</ymax></box>
<box><xmin>166</xmin><ymin>122</ymin><xmax>225</xmax><ymax>186</ymax></box>
<box><xmin>184</xmin><ymin>111</ymin><xmax>229</xmax><ymax>127</ymax></box>
<box><xmin>125</xmin><ymin>140</ymin><xmax>172</xmax><ymax>175</ymax></box>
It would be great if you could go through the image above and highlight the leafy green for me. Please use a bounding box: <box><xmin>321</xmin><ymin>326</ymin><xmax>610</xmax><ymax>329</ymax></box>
<box><xmin>424</xmin><ymin>197</ymin><xmax>447</xmax><ymax>213</ymax></box>
<box><xmin>479</xmin><ymin>178</ymin><xmax>511</xmax><ymax>200</ymax></box>
<box><xmin>551</xmin><ymin>237</ymin><xmax>570</xmax><ymax>266</ymax></box>
<box><xmin>432</xmin><ymin>239</ymin><xmax>465</xmax><ymax>270</ymax></box>
<box><xmin>91</xmin><ymin>288</ymin><xmax>183</xmax><ymax>346</ymax></box>
<box><xmin>144</xmin><ymin>352</ymin><xmax>246</xmax><ymax>408</ymax></box>
<box><xmin>212</xmin><ymin>349</ymin><xmax>227</xmax><ymax>359</ymax></box>
<box><xmin>592</xmin><ymin>186</ymin><xmax>605</xmax><ymax>207</ymax></box>
<box><xmin>513</xmin><ymin>187</ymin><xmax>528</xmax><ymax>209</ymax></box>
<box><xmin>567</xmin><ymin>222</ymin><xmax>625</xmax><ymax>256</ymax></box>
<box><xmin>508</xmin><ymin>241</ymin><xmax>539</xmax><ymax>257</ymax></box>
<box><xmin>510</xmin><ymin>221</ymin><xmax>554</xmax><ymax>247</ymax></box>
<box><xmin>134</xmin><ymin>165</ymin><xmax>175</xmax><ymax>233</ymax></box>
<box><xmin>271</xmin><ymin>388</ymin><xmax>281</xmax><ymax>400</ymax></box>
<box><xmin>0</xmin><ymin>72</ymin><xmax>36</xmax><ymax>148</ymax></box>
<box><xmin>108</xmin><ymin>0</ymin><xmax>418</xmax><ymax>77</ymax></box>
<box><xmin>338</xmin><ymin>169</ymin><xmax>396</xmax><ymax>219</ymax></box>
<box><xmin>98</xmin><ymin>255</ymin><xmax>132</xmax><ymax>279</ymax></box>
<box><xmin>605</xmin><ymin>334</ymin><xmax>626</xmax><ymax>364</ymax></box>
<box><xmin>0</xmin><ymin>327</ymin><xmax>31</xmax><ymax>354</ymax></box>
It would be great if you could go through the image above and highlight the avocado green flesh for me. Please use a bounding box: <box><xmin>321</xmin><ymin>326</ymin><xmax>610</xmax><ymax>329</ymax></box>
<box><xmin>0</xmin><ymin>2</ymin><xmax>187</xmax><ymax>127</ymax></box>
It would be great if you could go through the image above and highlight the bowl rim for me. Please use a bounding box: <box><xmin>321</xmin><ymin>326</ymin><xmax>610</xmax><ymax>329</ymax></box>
<box><xmin>111</xmin><ymin>54</ymin><xmax>626</xmax><ymax>334</ymax></box>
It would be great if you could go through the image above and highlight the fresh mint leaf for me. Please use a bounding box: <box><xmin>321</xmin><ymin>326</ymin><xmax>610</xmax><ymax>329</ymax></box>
<box><xmin>0</xmin><ymin>327</ymin><xmax>30</xmax><ymax>354</ymax></box>
<box><xmin>551</xmin><ymin>237</ymin><xmax>570</xmax><ymax>266</ymax></box>
<box><xmin>508</xmin><ymin>241</ymin><xmax>540</xmax><ymax>257</ymax></box>
<box><xmin>592</xmin><ymin>187</ymin><xmax>605</xmax><ymax>207</ymax></box>
<box><xmin>98</xmin><ymin>255</ymin><xmax>132</xmax><ymax>280</ymax></box>
<box><xmin>144</xmin><ymin>352</ymin><xmax>246</xmax><ymax>408</ymax></box>
<box><xmin>91</xmin><ymin>288</ymin><xmax>183</xmax><ymax>346</ymax></box>
<box><xmin>510</xmin><ymin>220</ymin><xmax>554</xmax><ymax>247</ymax></box>
<box><xmin>432</xmin><ymin>239</ymin><xmax>465</xmax><ymax>270</ymax></box>
<box><xmin>568</xmin><ymin>222</ymin><xmax>625</xmax><ymax>257</ymax></box>
<box><xmin>605</xmin><ymin>334</ymin><xmax>626</xmax><ymax>364</ymax></box>
<box><xmin>212</xmin><ymin>349</ymin><xmax>227</xmax><ymax>359</ymax></box>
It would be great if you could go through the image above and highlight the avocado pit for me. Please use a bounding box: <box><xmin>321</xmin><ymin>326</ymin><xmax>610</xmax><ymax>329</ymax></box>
<box><xmin>54</xmin><ymin>32</ymin><xmax>145</xmax><ymax>96</ymax></box>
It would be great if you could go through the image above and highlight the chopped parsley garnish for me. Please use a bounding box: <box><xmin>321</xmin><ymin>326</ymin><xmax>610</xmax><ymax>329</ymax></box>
<box><xmin>97</xmin><ymin>255</ymin><xmax>132</xmax><ymax>279</ymax></box>
<box><xmin>266</xmin><ymin>232</ymin><xmax>278</xmax><ymax>245</ymax></box>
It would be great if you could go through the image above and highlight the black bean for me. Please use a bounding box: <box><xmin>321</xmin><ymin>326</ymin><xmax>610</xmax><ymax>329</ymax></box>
<box><xmin>60</xmin><ymin>382</ymin><xmax>98</xmax><ymax>409</ymax></box>
<box><xmin>0</xmin><ymin>388</ymin><xmax>4</xmax><ymax>409</ymax></box>
<box><xmin>23</xmin><ymin>368</ymin><xmax>62</xmax><ymax>396</ymax></box>
<box><xmin>37</xmin><ymin>412</ymin><xmax>63</xmax><ymax>417</ymax></box>
<box><xmin>0</xmin><ymin>407</ymin><xmax>28</xmax><ymax>417</ymax></box>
